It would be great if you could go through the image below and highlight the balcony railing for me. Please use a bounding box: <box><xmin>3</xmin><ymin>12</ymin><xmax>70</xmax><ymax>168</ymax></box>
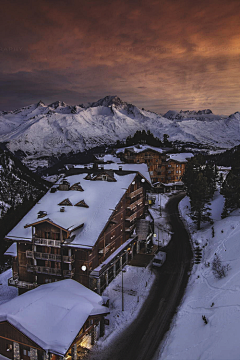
<box><xmin>8</xmin><ymin>277</ymin><xmax>39</xmax><ymax>290</ymax></box>
<box><xmin>126</xmin><ymin>212</ymin><xmax>137</xmax><ymax>222</ymax></box>
<box><xmin>27</xmin><ymin>264</ymin><xmax>75</xmax><ymax>278</ymax></box>
<box><xmin>27</xmin><ymin>264</ymin><xmax>62</xmax><ymax>276</ymax></box>
<box><xmin>26</xmin><ymin>250</ymin><xmax>74</xmax><ymax>263</ymax></box>
<box><xmin>33</xmin><ymin>237</ymin><xmax>61</xmax><ymax>248</ymax></box>
<box><xmin>127</xmin><ymin>197</ymin><xmax>144</xmax><ymax>211</ymax></box>
<box><xmin>125</xmin><ymin>224</ymin><xmax>135</xmax><ymax>232</ymax></box>
<box><xmin>127</xmin><ymin>187</ymin><xmax>143</xmax><ymax>199</ymax></box>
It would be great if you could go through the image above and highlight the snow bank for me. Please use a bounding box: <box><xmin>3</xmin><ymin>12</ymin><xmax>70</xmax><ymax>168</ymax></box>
<box><xmin>159</xmin><ymin>192</ymin><xmax>240</xmax><ymax>360</ymax></box>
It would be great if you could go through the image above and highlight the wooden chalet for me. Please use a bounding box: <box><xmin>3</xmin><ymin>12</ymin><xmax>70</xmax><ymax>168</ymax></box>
<box><xmin>116</xmin><ymin>145</ymin><xmax>193</xmax><ymax>184</ymax></box>
<box><xmin>0</xmin><ymin>280</ymin><xmax>109</xmax><ymax>360</ymax></box>
<box><xmin>6</xmin><ymin>169</ymin><xmax>151</xmax><ymax>295</ymax></box>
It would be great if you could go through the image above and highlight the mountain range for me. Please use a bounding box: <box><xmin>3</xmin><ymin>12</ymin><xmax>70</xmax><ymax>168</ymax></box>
<box><xmin>0</xmin><ymin>96</ymin><xmax>240</xmax><ymax>161</ymax></box>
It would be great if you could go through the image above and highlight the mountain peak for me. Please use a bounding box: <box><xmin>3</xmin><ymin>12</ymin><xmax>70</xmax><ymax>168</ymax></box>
<box><xmin>48</xmin><ymin>101</ymin><xmax>67</xmax><ymax>109</ymax></box>
<box><xmin>37</xmin><ymin>100</ymin><xmax>45</xmax><ymax>107</ymax></box>
<box><xmin>89</xmin><ymin>95</ymin><xmax>125</xmax><ymax>108</ymax></box>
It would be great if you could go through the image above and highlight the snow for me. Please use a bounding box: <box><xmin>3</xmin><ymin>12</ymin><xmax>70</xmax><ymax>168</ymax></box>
<box><xmin>6</xmin><ymin>173</ymin><xmax>136</xmax><ymax>248</ymax></box>
<box><xmin>4</xmin><ymin>242</ymin><xmax>17</xmax><ymax>257</ymax></box>
<box><xmin>148</xmin><ymin>193</ymin><xmax>172</xmax><ymax>247</ymax></box>
<box><xmin>1</xmin><ymin>98</ymin><xmax>239</xmax><ymax>164</ymax></box>
<box><xmin>168</xmin><ymin>153</ymin><xmax>194</xmax><ymax>163</ymax></box>
<box><xmin>0</xmin><ymin>269</ymin><xmax>18</xmax><ymax>305</ymax></box>
<box><xmin>158</xmin><ymin>192</ymin><xmax>240</xmax><ymax>360</ymax></box>
<box><xmin>95</xmin><ymin>154</ymin><xmax>122</xmax><ymax>163</ymax></box>
<box><xmin>116</xmin><ymin>144</ymin><xmax>164</xmax><ymax>155</ymax></box>
<box><xmin>88</xmin><ymin>265</ymin><xmax>155</xmax><ymax>359</ymax></box>
<box><xmin>103</xmin><ymin>163</ymin><xmax>152</xmax><ymax>184</ymax></box>
<box><xmin>0</xmin><ymin>279</ymin><xmax>109</xmax><ymax>356</ymax></box>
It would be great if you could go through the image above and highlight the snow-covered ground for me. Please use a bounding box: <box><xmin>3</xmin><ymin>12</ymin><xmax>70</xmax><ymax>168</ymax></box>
<box><xmin>0</xmin><ymin>96</ymin><xmax>240</xmax><ymax>166</ymax></box>
<box><xmin>0</xmin><ymin>269</ymin><xmax>18</xmax><ymax>305</ymax></box>
<box><xmin>148</xmin><ymin>193</ymin><xmax>172</xmax><ymax>247</ymax></box>
<box><xmin>87</xmin><ymin>265</ymin><xmax>155</xmax><ymax>358</ymax></box>
<box><xmin>158</xmin><ymin>191</ymin><xmax>240</xmax><ymax>360</ymax></box>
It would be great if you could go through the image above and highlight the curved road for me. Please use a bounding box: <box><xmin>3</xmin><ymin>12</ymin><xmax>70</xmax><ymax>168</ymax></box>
<box><xmin>89</xmin><ymin>193</ymin><xmax>193</xmax><ymax>360</ymax></box>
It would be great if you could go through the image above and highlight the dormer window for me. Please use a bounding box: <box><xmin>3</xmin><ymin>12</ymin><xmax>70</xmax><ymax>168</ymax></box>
<box><xmin>38</xmin><ymin>211</ymin><xmax>47</xmax><ymax>218</ymax></box>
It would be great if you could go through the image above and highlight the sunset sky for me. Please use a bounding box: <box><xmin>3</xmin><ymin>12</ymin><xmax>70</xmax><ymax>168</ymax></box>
<box><xmin>1</xmin><ymin>0</ymin><xmax>240</xmax><ymax>114</ymax></box>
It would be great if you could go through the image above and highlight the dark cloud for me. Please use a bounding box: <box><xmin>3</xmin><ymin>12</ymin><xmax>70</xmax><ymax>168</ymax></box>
<box><xmin>0</xmin><ymin>0</ymin><xmax>240</xmax><ymax>114</ymax></box>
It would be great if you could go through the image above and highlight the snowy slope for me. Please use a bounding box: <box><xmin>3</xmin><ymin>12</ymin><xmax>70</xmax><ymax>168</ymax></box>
<box><xmin>158</xmin><ymin>193</ymin><xmax>240</xmax><ymax>360</ymax></box>
<box><xmin>0</xmin><ymin>96</ymin><xmax>240</xmax><ymax>158</ymax></box>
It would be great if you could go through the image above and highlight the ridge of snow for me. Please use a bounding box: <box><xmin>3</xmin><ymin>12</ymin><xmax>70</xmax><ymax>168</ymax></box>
<box><xmin>0</xmin><ymin>97</ymin><xmax>240</xmax><ymax>159</ymax></box>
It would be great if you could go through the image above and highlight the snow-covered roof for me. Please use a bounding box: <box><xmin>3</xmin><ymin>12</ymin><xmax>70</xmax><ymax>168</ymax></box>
<box><xmin>0</xmin><ymin>280</ymin><xmax>109</xmax><ymax>356</ymax></box>
<box><xmin>168</xmin><ymin>153</ymin><xmax>194</xmax><ymax>163</ymax></box>
<box><xmin>116</xmin><ymin>145</ymin><xmax>164</xmax><ymax>155</ymax></box>
<box><xmin>95</xmin><ymin>154</ymin><xmax>122</xmax><ymax>163</ymax></box>
<box><xmin>4</xmin><ymin>242</ymin><xmax>17</xmax><ymax>257</ymax></box>
<box><xmin>6</xmin><ymin>173</ymin><xmax>136</xmax><ymax>248</ymax></box>
<box><xmin>103</xmin><ymin>163</ymin><xmax>152</xmax><ymax>184</ymax></box>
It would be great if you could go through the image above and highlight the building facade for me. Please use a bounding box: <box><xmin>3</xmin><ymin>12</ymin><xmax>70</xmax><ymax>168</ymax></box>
<box><xmin>117</xmin><ymin>145</ymin><xmax>193</xmax><ymax>184</ymax></box>
<box><xmin>6</xmin><ymin>169</ymin><xmax>150</xmax><ymax>294</ymax></box>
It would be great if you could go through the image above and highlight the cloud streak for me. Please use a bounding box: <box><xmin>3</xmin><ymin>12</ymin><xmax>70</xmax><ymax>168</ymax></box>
<box><xmin>1</xmin><ymin>0</ymin><xmax>240</xmax><ymax>114</ymax></box>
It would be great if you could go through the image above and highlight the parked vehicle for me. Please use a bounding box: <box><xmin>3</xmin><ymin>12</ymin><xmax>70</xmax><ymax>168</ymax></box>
<box><xmin>152</xmin><ymin>251</ymin><xmax>166</xmax><ymax>267</ymax></box>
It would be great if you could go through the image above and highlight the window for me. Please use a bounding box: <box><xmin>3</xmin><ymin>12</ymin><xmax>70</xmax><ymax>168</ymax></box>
<box><xmin>45</xmin><ymin>232</ymin><xmax>50</xmax><ymax>239</ymax></box>
<box><xmin>168</xmin><ymin>164</ymin><xmax>171</xmax><ymax>167</ymax></box>
<box><xmin>102</xmin><ymin>175</ymin><xmax>107</xmax><ymax>181</ymax></box>
<box><xmin>176</xmin><ymin>171</ymin><xmax>179</xmax><ymax>174</ymax></box>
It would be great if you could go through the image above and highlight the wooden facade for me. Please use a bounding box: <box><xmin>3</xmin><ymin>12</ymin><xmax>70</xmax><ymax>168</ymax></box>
<box><xmin>119</xmin><ymin>148</ymin><xmax>188</xmax><ymax>184</ymax></box>
<box><xmin>0</xmin><ymin>314</ymin><xmax>107</xmax><ymax>360</ymax></box>
<box><xmin>8</xmin><ymin>172</ymin><xmax>148</xmax><ymax>294</ymax></box>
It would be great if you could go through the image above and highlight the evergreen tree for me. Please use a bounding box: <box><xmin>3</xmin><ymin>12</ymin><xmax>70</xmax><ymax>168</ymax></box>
<box><xmin>183</xmin><ymin>155</ymin><xmax>217</xmax><ymax>229</ymax></box>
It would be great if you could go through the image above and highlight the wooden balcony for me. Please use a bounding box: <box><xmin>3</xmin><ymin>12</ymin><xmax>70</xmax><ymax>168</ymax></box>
<box><xmin>27</xmin><ymin>264</ymin><xmax>62</xmax><ymax>276</ymax></box>
<box><xmin>26</xmin><ymin>250</ymin><xmax>74</xmax><ymax>263</ymax></box>
<box><xmin>127</xmin><ymin>196</ymin><xmax>144</xmax><ymax>210</ymax></box>
<box><xmin>125</xmin><ymin>224</ymin><xmax>135</xmax><ymax>232</ymax></box>
<box><xmin>8</xmin><ymin>277</ymin><xmax>39</xmax><ymax>290</ymax></box>
<box><xmin>33</xmin><ymin>237</ymin><xmax>61</xmax><ymax>248</ymax></box>
<box><xmin>27</xmin><ymin>264</ymin><xmax>75</xmax><ymax>278</ymax></box>
<box><xmin>127</xmin><ymin>187</ymin><xmax>143</xmax><ymax>199</ymax></box>
<box><xmin>125</xmin><ymin>212</ymin><xmax>137</xmax><ymax>222</ymax></box>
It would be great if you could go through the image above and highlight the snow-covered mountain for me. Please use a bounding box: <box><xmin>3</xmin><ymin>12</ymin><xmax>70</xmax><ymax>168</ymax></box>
<box><xmin>0</xmin><ymin>96</ymin><xmax>239</xmax><ymax>160</ymax></box>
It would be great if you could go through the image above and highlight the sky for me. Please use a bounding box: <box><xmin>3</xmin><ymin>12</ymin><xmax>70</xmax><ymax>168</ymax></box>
<box><xmin>1</xmin><ymin>0</ymin><xmax>240</xmax><ymax>114</ymax></box>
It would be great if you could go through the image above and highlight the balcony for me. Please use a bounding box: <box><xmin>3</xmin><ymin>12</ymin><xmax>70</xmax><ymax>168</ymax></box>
<box><xmin>8</xmin><ymin>277</ymin><xmax>39</xmax><ymax>290</ymax></box>
<box><xmin>127</xmin><ymin>188</ymin><xmax>143</xmax><ymax>199</ymax></box>
<box><xmin>33</xmin><ymin>237</ymin><xmax>61</xmax><ymax>248</ymax></box>
<box><xmin>125</xmin><ymin>224</ymin><xmax>135</xmax><ymax>232</ymax></box>
<box><xmin>27</xmin><ymin>264</ymin><xmax>75</xmax><ymax>278</ymax></box>
<box><xmin>126</xmin><ymin>212</ymin><xmax>137</xmax><ymax>222</ymax></box>
<box><xmin>127</xmin><ymin>196</ymin><xmax>144</xmax><ymax>211</ymax></box>
<box><xmin>27</xmin><ymin>264</ymin><xmax>62</xmax><ymax>276</ymax></box>
<box><xmin>26</xmin><ymin>250</ymin><xmax>74</xmax><ymax>263</ymax></box>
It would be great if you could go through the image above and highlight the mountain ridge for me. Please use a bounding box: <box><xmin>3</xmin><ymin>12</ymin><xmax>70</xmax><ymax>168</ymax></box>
<box><xmin>0</xmin><ymin>96</ymin><xmax>239</xmax><ymax>162</ymax></box>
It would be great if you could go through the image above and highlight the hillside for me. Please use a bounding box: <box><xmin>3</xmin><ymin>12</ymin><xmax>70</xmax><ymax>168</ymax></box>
<box><xmin>0</xmin><ymin>97</ymin><xmax>240</xmax><ymax>166</ymax></box>
<box><xmin>0</xmin><ymin>148</ymin><xmax>49</xmax><ymax>270</ymax></box>
<box><xmin>159</xmin><ymin>192</ymin><xmax>240</xmax><ymax>360</ymax></box>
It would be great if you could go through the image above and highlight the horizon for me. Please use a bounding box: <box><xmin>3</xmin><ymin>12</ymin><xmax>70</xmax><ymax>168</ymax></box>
<box><xmin>0</xmin><ymin>95</ymin><xmax>234</xmax><ymax>116</ymax></box>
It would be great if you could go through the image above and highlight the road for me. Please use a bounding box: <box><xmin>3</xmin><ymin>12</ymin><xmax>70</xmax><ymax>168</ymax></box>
<box><xmin>89</xmin><ymin>193</ymin><xmax>193</xmax><ymax>360</ymax></box>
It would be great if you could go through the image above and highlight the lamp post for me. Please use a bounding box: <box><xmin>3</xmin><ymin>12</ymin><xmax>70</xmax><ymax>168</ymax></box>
<box><xmin>121</xmin><ymin>266</ymin><xmax>126</xmax><ymax>311</ymax></box>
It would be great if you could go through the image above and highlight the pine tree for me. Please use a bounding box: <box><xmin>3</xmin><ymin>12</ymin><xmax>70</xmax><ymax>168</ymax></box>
<box><xmin>183</xmin><ymin>155</ymin><xmax>216</xmax><ymax>229</ymax></box>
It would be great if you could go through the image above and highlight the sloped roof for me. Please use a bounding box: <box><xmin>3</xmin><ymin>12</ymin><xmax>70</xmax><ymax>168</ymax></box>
<box><xmin>116</xmin><ymin>145</ymin><xmax>165</xmax><ymax>155</ymax></box>
<box><xmin>6</xmin><ymin>173</ymin><xmax>136</xmax><ymax>248</ymax></box>
<box><xmin>168</xmin><ymin>153</ymin><xmax>194</xmax><ymax>163</ymax></box>
<box><xmin>0</xmin><ymin>280</ymin><xmax>109</xmax><ymax>356</ymax></box>
<box><xmin>4</xmin><ymin>242</ymin><xmax>17</xmax><ymax>257</ymax></box>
